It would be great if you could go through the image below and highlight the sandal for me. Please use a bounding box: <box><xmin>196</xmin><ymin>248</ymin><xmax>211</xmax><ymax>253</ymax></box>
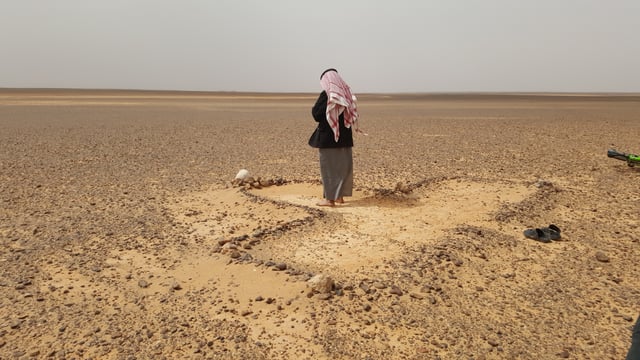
<box><xmin>543</xmin><ymin>224</ymin><xmax>561</xmax><ymax>240</ymax></box>
<box><xmin>524</xmin><ymin>228</ymin><xmax>552</xmax><ymax>243</ymax></box>
<box><xmin>523</xmin><ymin>224</ymin><xmax>561</xmax><ymax>243</ymax></box>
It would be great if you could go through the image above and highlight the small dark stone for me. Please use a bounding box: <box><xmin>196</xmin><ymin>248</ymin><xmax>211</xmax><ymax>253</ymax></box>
<box><xmin>359</xmin><ymin>282</ymin><xmax>371</xmax><ymax>294</ymax></box>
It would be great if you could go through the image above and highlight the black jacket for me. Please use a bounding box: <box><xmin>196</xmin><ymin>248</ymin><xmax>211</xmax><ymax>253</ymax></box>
<box><xmin>308</xmin><ymin>91</ymin><xmax>353</xmax><ymax>148</ymax></box>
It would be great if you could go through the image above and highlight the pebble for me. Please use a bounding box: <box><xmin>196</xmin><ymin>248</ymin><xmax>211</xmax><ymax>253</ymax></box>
<box><xmin>138</xmin><ymin>280</ymin><xmax>150</xmax><ymax>288</ymax></box>
<box><xmin>595</xmin><ymin>251</ymin><xmax>610</xmax><ymax>263</ymax></box>
<box><xmin>389</xmin><ymin>286</ymin><xmax>403</xmax><ymax>296</ymax></box>
<box><xmin>222</xmin><ymin>243</ymin><xmax>238</xmax><ymax>251</ymax></box>
<box><xmin>557</xmin><ymin>349</ymin><xmax>570</xmax><ymax>358</ymax></box>
<box><xmin>359</xmin><ymin>282</ymin><xmax>371</xmax><ymax>294</ymax></box>
<box><xmin>171</xmin><ymin>281</ymin><xmax>182</xmax><ymax>291</ymax></box>
<box><xmin>274</xmin><ymin>263</ymin><xmax>287</xmax><ymax>271</ymax></box>
<box><xmin>307</xmin><ymin>274</ymin><xmax>334</xmax><ymax>294</ymax></box>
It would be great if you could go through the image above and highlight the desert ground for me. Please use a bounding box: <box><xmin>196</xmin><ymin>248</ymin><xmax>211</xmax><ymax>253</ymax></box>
<box><xmin>1</xmin><ymin>89</ymin><xmax>639</xmax><ymax>359</ymax></box>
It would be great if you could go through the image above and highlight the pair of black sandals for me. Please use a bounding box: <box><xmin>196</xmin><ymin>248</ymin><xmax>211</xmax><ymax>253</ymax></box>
<box><xmin>523</xmin><ymin>224</ymin><xmax>561</xmax><ymax>243</ymax></box>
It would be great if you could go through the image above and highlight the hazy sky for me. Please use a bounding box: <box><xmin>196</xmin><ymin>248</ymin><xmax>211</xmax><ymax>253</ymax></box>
<box><xmin>1</xmin><ymin>1</ymin><xmax>639</xmax><ymax>93</ymax></box>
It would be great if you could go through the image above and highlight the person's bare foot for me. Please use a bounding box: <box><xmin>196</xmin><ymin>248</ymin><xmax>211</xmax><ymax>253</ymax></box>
<box><xmin>335</xmin><ymin>197</ymin><xmax>345</xmax><ymax>204</ymax></box>
<box><xmin>316</xmin><ymin>199</ymin><xmax>335</xmax><ymax>207</ymax></box>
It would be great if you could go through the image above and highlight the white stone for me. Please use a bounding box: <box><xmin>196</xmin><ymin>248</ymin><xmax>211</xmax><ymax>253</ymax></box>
<box><xmin>235</xmin><ymin>169</ymin><xmax>250</xmax><ymax>180</ymax></box>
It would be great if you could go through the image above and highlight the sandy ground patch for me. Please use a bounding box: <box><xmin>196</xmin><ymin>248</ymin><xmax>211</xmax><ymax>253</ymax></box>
<box><xmin>246</xmin><ymin>180</ymin><xmax>533</xmax><ymax>273</ymax></box>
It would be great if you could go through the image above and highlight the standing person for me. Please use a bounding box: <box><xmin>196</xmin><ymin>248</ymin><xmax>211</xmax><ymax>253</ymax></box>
<box><xmin>308</xmin><ymin>68</ymin><xmax>361</xmax><ymax>207</ymax></box>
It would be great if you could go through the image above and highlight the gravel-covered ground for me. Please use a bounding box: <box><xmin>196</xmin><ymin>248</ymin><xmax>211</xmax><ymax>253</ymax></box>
<box><xmin>1</xmin><ymin>90</ymin><xmax>639</xmax><ymax>359</ymax></box>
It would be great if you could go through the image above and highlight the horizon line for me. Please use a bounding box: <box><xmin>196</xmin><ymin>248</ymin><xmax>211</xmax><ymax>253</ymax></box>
<box><xmin>1</xmin><ymin>87</ymin><xmax>640</xmax><ymax>97</ymax></box>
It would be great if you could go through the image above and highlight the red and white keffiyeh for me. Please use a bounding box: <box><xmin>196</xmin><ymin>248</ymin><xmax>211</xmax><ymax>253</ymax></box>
<box><xmin>320</xmin><ymin>71</ymin><xmax>361</xmax><ymax>142</ymax></box>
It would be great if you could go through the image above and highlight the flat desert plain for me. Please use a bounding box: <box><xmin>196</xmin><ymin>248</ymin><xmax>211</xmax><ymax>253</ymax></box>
<box><xmin>1</xmin><ymin>90</ymin><xmax>639</xmax><ymax>359</ymax></box>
